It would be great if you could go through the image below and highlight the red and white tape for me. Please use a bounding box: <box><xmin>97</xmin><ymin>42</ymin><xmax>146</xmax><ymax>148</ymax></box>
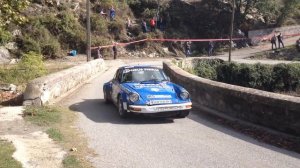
<box><xmin>91</xmin><ymin>33</ymin><xmax>300</xmax><ymax>50</ymax></box>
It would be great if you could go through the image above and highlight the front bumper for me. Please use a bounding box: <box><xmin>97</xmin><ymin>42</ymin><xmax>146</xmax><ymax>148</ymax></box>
<box><xmin>128</xmin><ymin>102</ymin><xmax>192</xmax><ymax>113</ymax></box>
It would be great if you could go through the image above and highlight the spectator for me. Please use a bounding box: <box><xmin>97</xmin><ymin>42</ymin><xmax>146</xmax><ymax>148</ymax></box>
<box><xmin>150</xmin><ymin>17</ymin><xmax>156</xmax><ymax>32</ymax></box>
<box><xmin>185</xmin><ymin>41</ymin><xmax>192</xmax><ymax>57</ymax></box>
<box><xmin>277</xmin><ymin>33</ymin><xmax>284</xmax><ymax>49</ymax></box>
<box><xmin>96</xmin><ymin>47</ymin><xmax>102</xmax><ymax>59</ymax></box>
<box><xmin>69</xmin><ymin>50</ymin><xmax>77</xmax><ymax>56</ymax></box>
<box><xmin>142</xmin><ymin>20</ymin><xmax>148</xmax><ymax>33</ymax></box>
<box><xmin>271</xmin><ymin>34</ymin><xmax>277</xmax><ymax>50</ymax></box>
<box><xmin>208</xmin><ymin>41</ymin><xmax>214</xmax><ymax>56</ymax></box>
<box><xmin>157</xmin><ymin>17</ymin><xmax>163</xmax><ymax>31</ymax></box>
<box><xmin>126</xmin><ymin>17</ymin><xmax>132</xmax><ymax>29</ymax></box>
<box><xmin>100</xmin><ymin>9</ymin><xmax>107</xmax><ymax>19</ymax></box>
<box><xmin>109</xmin><ymin>6</ymin><xmax>116</xmax><ymax>21</ymax></box>
<box><xmin>112</xmin><ymin>43</ymin><xmax>117</xmax><ymax>59</ymax></box>
<box><xmin>296</xmin><ymin>38</ymin><xmax>300</xmax><ymax>52</ymax></box>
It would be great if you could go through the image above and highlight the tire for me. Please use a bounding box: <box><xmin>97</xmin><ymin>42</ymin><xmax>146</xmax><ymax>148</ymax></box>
<box><xmin>118</xmin><ymin>97</ymin><xmax>128</xmax><ymax>118</ymax></box>
<box><xmin>177</xmin><ymin>110</ymin><xmax>190</xmax><ymax>118</ymax></box>
<box><xmin>103</xmin><ymin>90</ymin><xmax>111</xmax><ymax>104</ymax></box>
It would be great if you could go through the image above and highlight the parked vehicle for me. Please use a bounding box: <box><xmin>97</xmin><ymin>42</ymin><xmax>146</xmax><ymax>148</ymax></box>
<box><xmin>103</xmin><ymin>65</ymin><xmax>192</xmax><ymax>118</ymax></box>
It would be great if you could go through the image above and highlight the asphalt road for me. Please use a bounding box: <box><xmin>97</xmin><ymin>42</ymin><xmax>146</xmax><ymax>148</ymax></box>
<box><xmin>61</xmin><ymin>59</ymin><xmax>300</xmax><ymax>168</ymax></box>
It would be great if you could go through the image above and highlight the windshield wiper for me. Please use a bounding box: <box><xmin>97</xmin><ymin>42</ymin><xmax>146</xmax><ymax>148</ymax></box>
<box><xmin>140</xmin><ymin>79</ymin><xmax>162</xmax><ymax>83</ymax></box>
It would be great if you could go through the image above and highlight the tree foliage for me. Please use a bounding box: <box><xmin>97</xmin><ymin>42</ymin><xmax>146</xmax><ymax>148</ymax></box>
<box><xmin>0</xmin><ymin>0</ymin><xmax>30</xmax><ymax>28</ymax></box>
<box><xmin>277</xmin><ymin>0</ymin><xmax>300</xmax><ymax>25</ymax></box>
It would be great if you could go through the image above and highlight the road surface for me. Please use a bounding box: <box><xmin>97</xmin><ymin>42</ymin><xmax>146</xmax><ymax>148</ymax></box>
<box><xmin>61</xmin><ymin>59</ymin><xmax>300</xmax><ymax>168</ymax></box>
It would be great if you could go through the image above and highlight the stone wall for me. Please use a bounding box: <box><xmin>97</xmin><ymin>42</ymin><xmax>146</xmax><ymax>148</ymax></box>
<box><xmin>163</xmin><ymin>61</ymin><xmax>300</xmax><ymax>136</ymax></box>
<box><xmin>248</xmin><ymin>25</ymin><xmax>300</xmax><ymax>45</ymax></box>
<box><xmin>23</xmin><ymin>59</ymin><xmax>106</xmax><ymax>106</ymax></box>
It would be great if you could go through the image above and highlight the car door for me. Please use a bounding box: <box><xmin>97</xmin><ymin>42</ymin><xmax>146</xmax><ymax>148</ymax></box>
<box><xmin>111</xmin><ymin>69</ymin><xmax>122</xmax><ymax>104</ymax></box>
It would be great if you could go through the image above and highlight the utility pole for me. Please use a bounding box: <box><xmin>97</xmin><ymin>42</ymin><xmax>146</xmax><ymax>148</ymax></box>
<box><xmin>229</xmin><ymin>0</ymin><xmax>235</xmax><ymax>62</ymax></box>
<box><xmin>86</xmin><ymin>0</ymin><xmax>91</xmax><ymax>62</ymax></box>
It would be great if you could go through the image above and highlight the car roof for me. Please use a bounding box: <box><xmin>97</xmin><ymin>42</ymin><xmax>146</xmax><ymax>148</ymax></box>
<box><xmin>119</xmin><ymin>65</ymin><xmax>160</xmax><ymax>70</ymax></box>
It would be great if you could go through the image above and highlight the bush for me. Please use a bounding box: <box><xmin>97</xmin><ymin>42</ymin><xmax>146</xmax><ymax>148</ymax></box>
<box><xmin>191</xmin><ymin>59</ymin><xmax>300</xmax><ymax>95</ymax></box>
<box><xmin>272</xmin><ymin>63</ymin><xmax>300</xmax><ymax>91</ymax></box>
<box><xmin>57</xmin><ymin>10</ymin><xmax>86</xmax><ymax>52</ymax></box>
<box><xmin>0</xmin><ymin>52</ymin><xmax>47</xmax><ymax>84</ymax></box>
<box><xmin>0</xmin><ymin>28</ymin><xmax>12</xmax><ymax>45</ymax></box>
<box><xmin>91</xmin><ymin>14</ymin><xmax>108</xmax><ymax>35</ymax></box>
<box><xmin>216</xmin><ymin>62</ymin><xmax>239</xmax><ymax>84</ymax></box>
<box><xmin>18</xmin><ymin>36</ymin><xmax>41</xmax><ymax>54</ymax></box>
<box><xmin>41</xmin><ymin>38</ymin><xmax>62</xmax><ymax>59</ymax></box>
<box><xmin>38</xmin><ymin>13</ymin><xmax>61</xmax><ymax>36</ymax></box>
<box><xmin>18</xmin><ymin>25</ymin><xmax>62</xmax><ymax>58</ymax></box>
<box><xmin>141</xmin><ymin>8</ymin><xmax>157</xmax><ymax>19</ymax></box>
<box><xmin>252</xmin><ymin>64</ymin><xmax>273</xmax><ymax>91</ymax></box>
<box><xmin>17</xmin><ymin>52</ymin><xmax>47</xmax><ymax>81</ymax></box>
<box><xmin>193</xmin><ymin>59</ymin><xmax>223</xmax><ymax>80</ymax></box>
<box><xmin>108</xmin><ymin>19</ymin><xmax>125</xmax><ymax>37</ymax></box>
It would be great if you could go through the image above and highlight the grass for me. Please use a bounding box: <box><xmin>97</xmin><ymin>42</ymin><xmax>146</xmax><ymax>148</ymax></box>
<box><xmin>24</xmin><ymin>106</ymin><xmax>94</xmax><ymax>168</ymax></box>
<box><xmin>46</xmin><ymin>128</ymin><xmax>64</xmax><ymax>142</ymax></box>
<box><xmin>251</xmin><ymin>46</ymin><xmax>300</xmax><ymax>61</ymax></box>
<box><xmin>0</xmin><ymin>140</ymin><xmax>22</xmax><ymax>168</ymax></box>
<box><xmin>0</xmin><ymin>63</ymin><xmax>73</xmax><ymax>86</ymax></box>
<box><xmin>24</xmin><ymin>106</ymin><xmax>61</xmax><ymax>126</ymax></box>
<box><xmin>63</xmin><ymin>155</ymin><xmax>82</xmax><ymax>168</ymax></box>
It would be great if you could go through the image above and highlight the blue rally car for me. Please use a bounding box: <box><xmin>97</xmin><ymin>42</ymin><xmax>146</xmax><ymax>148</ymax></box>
<box><xmin>103</xmin><ymin>65</ymin><xmax>192</xmax><ymax>118</ymax></box>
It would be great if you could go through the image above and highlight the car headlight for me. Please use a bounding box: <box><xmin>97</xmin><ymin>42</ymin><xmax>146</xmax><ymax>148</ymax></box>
<box><xmin>180</xmin><ymin>92</ymin><xmax>189</xmax><ymax>100</ymax></box>
<box><xmin>129</xmin><ymin>93</ymin><xmax>139</xmax><ymax>102</ymax></box>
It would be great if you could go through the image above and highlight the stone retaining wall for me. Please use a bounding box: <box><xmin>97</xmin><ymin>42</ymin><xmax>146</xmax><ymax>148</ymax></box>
<box><xmin>248</xmin><ymin>25</ymin><xmax>300</xmax><ymax>45</ymax></box>
<box><xmin>23</xmin><ymin>59</ymin><xmax>105</xmax><ymax>106</ymax></box>
<box><xmin>163</xmin><ymin>61</ymin><xmax>300</xmax><ymax>136</ymax></box>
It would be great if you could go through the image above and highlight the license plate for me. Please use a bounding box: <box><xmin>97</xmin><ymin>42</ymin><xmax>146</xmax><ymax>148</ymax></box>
<box><xmin>150</xmin><ymin>100</ymin><xmax>172</xmax><ymax>104</ymax></box>
<box><xmin>157</xmin><ymin>106</ymin><xmax>183</xmax><ymax>111</ymax></box>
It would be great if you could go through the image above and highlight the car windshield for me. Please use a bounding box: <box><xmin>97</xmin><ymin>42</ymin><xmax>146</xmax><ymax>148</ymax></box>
<box><xmin>121</xmin><ymin>67</ymin><xmax>168</xmax><ymax>83</ymax></box>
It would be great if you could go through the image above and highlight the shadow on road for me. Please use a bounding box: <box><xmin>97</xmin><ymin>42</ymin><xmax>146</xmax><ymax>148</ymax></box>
<box><xmin>68</xmin><ymin>98</ymin><xmax>300</xmax><ymax>159</ymax></box>
<box><xmin>187</xmin><ymin>108</ymin><xmax>300</xmax><ymax>158</ymax></box>
<box><xmin>69</xmin><ymin>99</ymin><xmax>174</xmax><ymax>125</ymax></box>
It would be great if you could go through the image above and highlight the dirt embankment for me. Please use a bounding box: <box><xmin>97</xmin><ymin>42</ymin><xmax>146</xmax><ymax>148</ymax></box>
<box><xmin>0</xmin><ymin>107</ymin><xmax>66</xmax><ymax>168</ymax></box>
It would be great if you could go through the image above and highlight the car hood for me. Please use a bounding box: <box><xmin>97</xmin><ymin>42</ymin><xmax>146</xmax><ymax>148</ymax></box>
<box><xmin>122</xmin><ymin>82</ymin><xmax>178</xmax><ymax>101</ymax></box>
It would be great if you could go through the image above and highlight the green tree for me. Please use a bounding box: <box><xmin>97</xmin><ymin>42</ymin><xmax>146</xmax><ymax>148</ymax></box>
<box><xmin>277</xmin><ymin>0</ymin><xmax>300</xmax><ymax>26</ymax></box>
<box><xmin>0</xmin><ymin>0</ymin><xmax>30</xmax><ymax>45</ymax></box>
<box><xmin>255</xmin><ymin>0</ymin><xmax>280</xmax><ymax>24</ymax></box>
<box><xmin>0</xmin><ymin>0</ymin><xmax>30</xmax><ymax>28</ymax></box>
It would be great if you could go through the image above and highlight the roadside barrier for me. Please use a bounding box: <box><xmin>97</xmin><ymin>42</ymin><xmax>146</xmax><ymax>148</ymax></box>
<box><xmin>91</xmin><ymin>33</ymin><xmax>300</xmax><ymax>50</ymax></box>
<box><xmin>90</xmin><ymin>37</ymin><xmax>246</xmax><ymax>50</ymax></box>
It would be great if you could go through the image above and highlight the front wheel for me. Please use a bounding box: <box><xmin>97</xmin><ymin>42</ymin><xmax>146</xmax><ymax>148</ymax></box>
<box><xmin>118</xmin><ymin>98</ymin><xmax>128</xmax><ymax>118</ymax></box>
<box><xmin>177</xmin><ymin>110</ymin><xmax>190</xmax><ymax>118</ymax></box>
<box><xmin>103</xmin><ymin>90</ymin><xmax>111</xmax><ymax>104</ymax></box>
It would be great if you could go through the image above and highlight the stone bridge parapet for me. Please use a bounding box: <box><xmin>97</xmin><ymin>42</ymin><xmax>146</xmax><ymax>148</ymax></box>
<box><xmin>163</xmin><ymin>60</ymin><xmax>300</xmax><ymax>136</ymax></box>
<box><xmin>23</xmin><ymin>59</ymin><xmax>105</xmax><ymax>106</ymax></box>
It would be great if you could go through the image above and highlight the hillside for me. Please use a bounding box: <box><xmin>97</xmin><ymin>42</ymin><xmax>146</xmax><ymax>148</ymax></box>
<box><xmin>0</xmin><ymin>0</ymin><xmax>299</xmax><ymax>61</ymax></box>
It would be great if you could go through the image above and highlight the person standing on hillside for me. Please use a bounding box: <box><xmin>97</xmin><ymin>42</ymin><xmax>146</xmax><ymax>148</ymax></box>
<box><xmin>296</xmin><ymin>38</ymin><xmax>300</xmax><ymax>52</ymax></box>
<box><xmin>126</xmin><ymin>17</ymin><xmax>132</xmax><ymax>29</ymax></box>
<box><xmin>112</xmin><ymin>43</ymin><xmax>117</xmax><ymax>59</ymax></box>
<box><xmin>185</xmin><ymin>41</ymin><xmax>192</xmax><ymax>57</ymax></box>
<box><xmin>97</xmin><ymin>47</ymin><xmax>103</xmax><ymax>59</ymax></box>
<box><xmin>109</xmin><ymin>6</ymin><xmax>116</xmax><ymax>21</ymax></box>
<box><xmin>142</xmin><ymin>20</ymin><xmax>148</xmax><ymax>33</ymax></box>
<box><xmin>100</xmin><ymin>9</ymin><xmax>107</xmax><ymax>20</ymax></box>
<box><xmin>150</xmin><ymin>17</ymin><xmax>156</xmax><ymax>32</ymax></box>
<box><xmin>208</xmin><ymin>41</ymin><xmax>214</xmax><ymax>56</ymax></box>
<box><xmin>271</xmin><ymin>34</ymin><xmax>277</xmax><ymax>50</ymax></box>
<box><xmin>277</xmin><ymin>33</ymin><xmax>284</xmax><ymax>49</ymax></box>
